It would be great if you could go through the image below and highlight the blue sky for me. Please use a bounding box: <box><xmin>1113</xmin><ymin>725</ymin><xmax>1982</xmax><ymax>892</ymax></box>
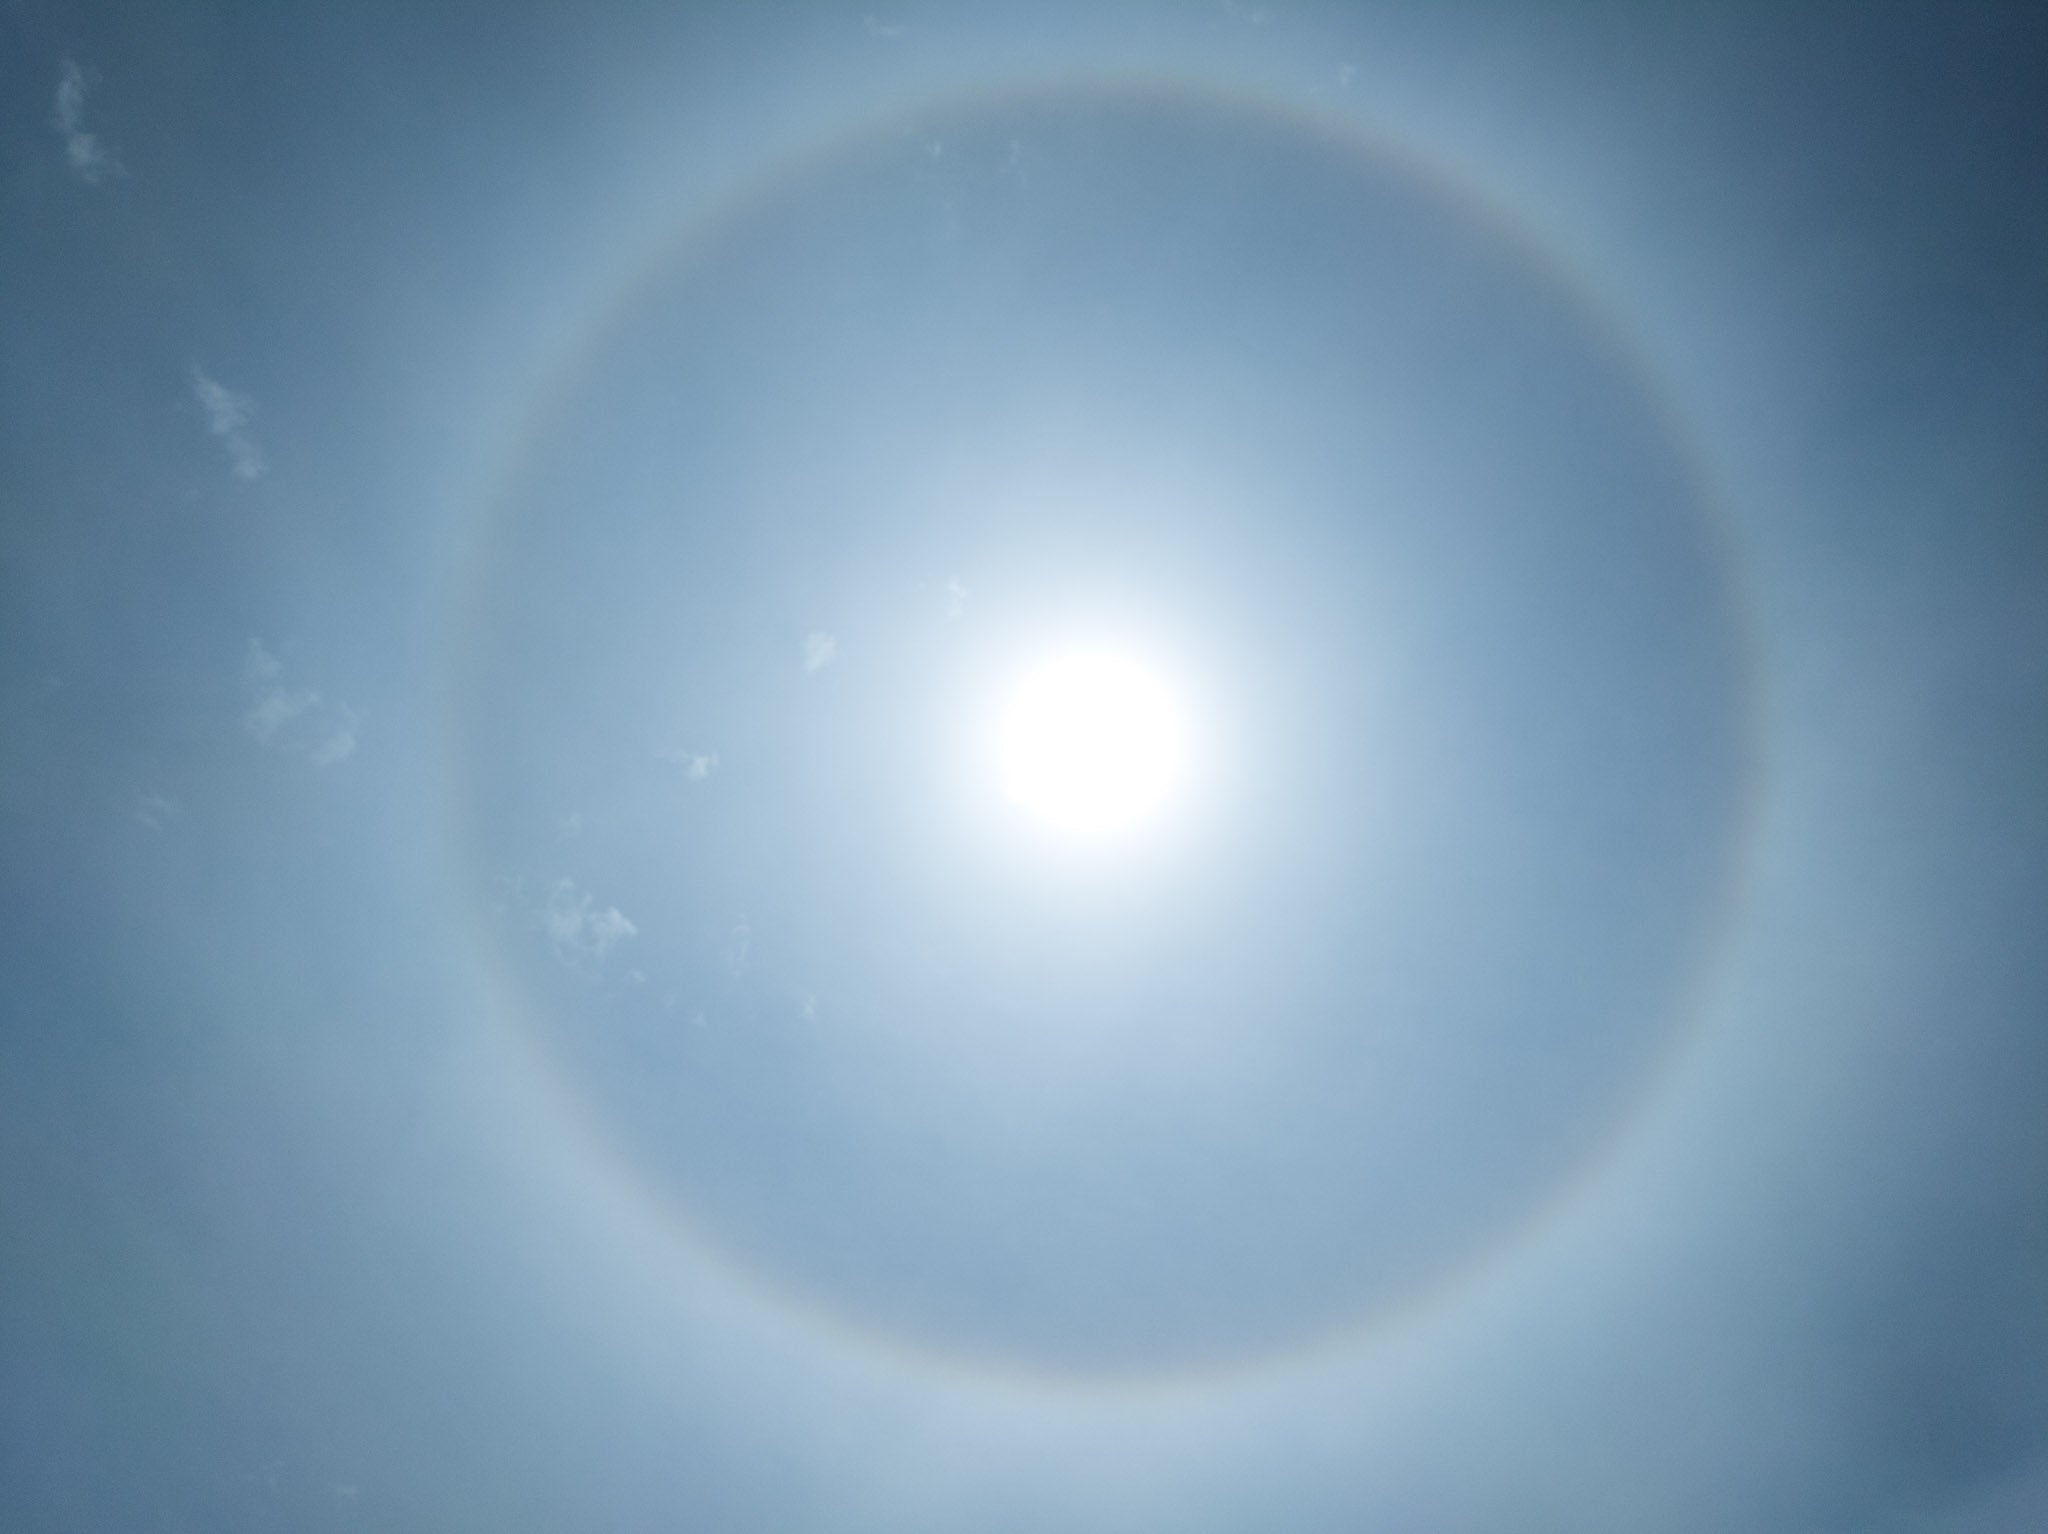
<box><xmin>3</xmin><ymin>4</ymin><xmax>2044</xmax><ymax>1530</ymax></box>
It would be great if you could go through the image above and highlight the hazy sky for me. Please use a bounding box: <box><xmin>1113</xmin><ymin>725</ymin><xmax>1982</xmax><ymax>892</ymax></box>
<box><xmin>3</xmin><ymin>4</ymin><xmax>2044</xmax><ymax>1531</ymax></box>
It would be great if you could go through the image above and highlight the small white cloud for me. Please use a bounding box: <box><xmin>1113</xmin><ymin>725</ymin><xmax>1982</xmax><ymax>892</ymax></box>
<box><xmin>191</xmin><ymin>364</ymin><xmax>267</xmax><ymax>480</ymax></box>
<box><xmin>302</xmin><ymin>711</ymin><xmax>359</xmax><ymax>767</ymax></box>
<box><xmin>54</xmin><ymin>61</ymin><xmax>122</xmax><ymax>184</ymax></box>
<box><xmin>803</xmin><ymin>631</ymin><xmax>837</xmax><ymax>673</ymax></box>
<box><xmin>241</xmin><ymin>638</ymin><xmax>358</xmax><ymax>766</ymax></box>
<box><xmin>544</xmin><ymin>878</ymin><xmax>638</xmax><ymax>967</ymax></box>
<box><xmin>725</xmin><ymin>921</ymin><xmax>751</xmax><ymax>979</ymax></box>
<box><xmin>944</xmin><ymin>576</ymin><xmax>968</xmax><ymax>620</ymax></box>
<box><xmin>863</xmin><ymin>15</ymin><xmax>908</xmax><ymax>39</ymax></box>
<box><xmin>658</xmin><ymin>747</ymin><xmax>717</xmax><ymax>782</ymax></box>
<box><xmin>243</xmin><ymin>637</ymin><xmax>283</xmax><ymax>683</ymax></box>
<box><xmin>244</xmin><ymin>685</ymin><xmax>309</xmax><ymax>741</ymax></box>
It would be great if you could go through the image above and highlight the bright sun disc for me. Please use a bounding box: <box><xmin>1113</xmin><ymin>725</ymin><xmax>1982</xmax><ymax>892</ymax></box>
<box><xmin>1000</xmin><ymin>651</ymin><xmax>1187</xmax><ymax>836</ymax></box>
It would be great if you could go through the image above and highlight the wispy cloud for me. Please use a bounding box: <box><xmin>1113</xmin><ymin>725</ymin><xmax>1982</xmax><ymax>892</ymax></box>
<box><xmin>658</xmin><ymin>747</ymin><xmax>717</xmax><ymax>782</ymax></box>
<box><xmin>544</xmin><ymin>878</ymin><xmax>637</xmax><ymax>967</ymax></box>
<box><xmin>242</xmin><ymin>638</ymin><xmax>358</xmax><ymax>766</ymax></box>
<box><xmin>944</xmin><ymin>576</ymin><xmax>968</xmax><ymax>620</ymax></box>
<box><xmin>191</xmin><ymin>365</ymin><xmax>267</xmax><ymax>480</ymax></box>
<box><xmin>803</xmin><ymin>631</ymin><xmax>837</xmax><ymax>674</ymax></box>
<box><xmin>54</xmin><ymin>61</ymin><xmax>122</xmax><ymax>184</ymax></box>
<box><xmin>131</xmin><ymin>790</ymin><xmax>180</xmax><ymax>830</ymax></box>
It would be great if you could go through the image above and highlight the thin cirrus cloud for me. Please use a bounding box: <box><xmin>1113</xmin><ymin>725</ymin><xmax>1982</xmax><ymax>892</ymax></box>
<box><xmin>53</xmin><ymin>61</ymin><xmax>122</xmax><ymax>184</ymax></box>
<box><xmin>543</xmin><ymin>878</ymin><xmax>638</xmax><ymax>968</ymax></box>
<box><xmin>191</xmin><ymin>365</ymin><xmax>268</xmax><ymax>481</ymax></box>
<box><xmin>802</xmin><ymin>631</ymin><xmax>837</xmax><ymax>673</ymax></box>
<box><xmin>130</xmin><ymin>790</ymin><xmax>180</xmax><ymax>831</ymax></box>
<box><xmin>242</xmin><ymin>639</ymin><xmax>358</xmax><ymax>766</ymax></box>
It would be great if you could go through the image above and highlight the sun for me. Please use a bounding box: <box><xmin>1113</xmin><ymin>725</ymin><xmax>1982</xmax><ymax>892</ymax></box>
<box><xmin>999</xmin><ymin>650</ymin><xmax>1188</xmax><ymax>837</ymax></box>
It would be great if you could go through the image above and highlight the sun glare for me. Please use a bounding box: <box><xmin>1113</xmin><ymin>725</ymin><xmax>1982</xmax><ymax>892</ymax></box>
<box><xmin>999</xmin><ymin>650</ymin><xmax>1187</xmax><ymax>837</ymax></box>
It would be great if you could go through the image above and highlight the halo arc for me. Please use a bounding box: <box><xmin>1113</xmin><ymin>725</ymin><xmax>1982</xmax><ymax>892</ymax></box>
<box><xmin>436</xmin><ymin>69</ymin><xmax>1768</xmax><ymax>1395</ymax></box>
